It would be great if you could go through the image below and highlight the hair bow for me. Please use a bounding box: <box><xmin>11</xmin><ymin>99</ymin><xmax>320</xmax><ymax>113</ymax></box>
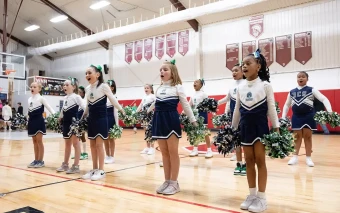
<box><xmin>253</xmin><ymin>49</ymin><xmax>261</xmax><ymax>59</ymax></box>
<box><xmin>90</xmin><ymin>64</ymin><xmax>102</xmax><ymax>71</ymax></box>
<box><xmin>68</xmin><ymin>77</ymin><xmax>77</xmax><ymax>85</ymax></box>
<box><xmin>107</xmin><ymin>80</ymin><xmax>114</xmax><ymax>86</ymax></box>
<box><xmin>79</xmin><ymin>86</ymin><xmax>84</xmax><ymax>90</ymax></box>
<box><xmin>199</xmin><ymin>78</ymin><xmax>205</xmax><ymax>86</ymax></box>
<box><xmin>170</xmin><ymin>59</ymin><xmax>176</xmax><ymax>65</ymax></box>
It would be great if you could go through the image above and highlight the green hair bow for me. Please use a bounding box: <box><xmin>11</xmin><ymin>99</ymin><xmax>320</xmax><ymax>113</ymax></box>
<box><xmin>90</xmin><ymin>64</ymin><xmax>102</xmax><ymax>71</ymax></box>
<box><xmin>199</xmin><ymin>78</ymin><xmax>205</xmax><ymax>85</ymax></box>
<box><xmin>107</xmin><ymin>79</ymin><xmax>115</xmax><ymax>86</ymax></box>
<box><xmin>68</xmin><ymin>77</ymin><xmax>77</xmax><ymax>85</ymax></box>
<box><xmin>170</xmin><ymin>59</ymin><xmax>176</xmax><ymax>65</ymax></box>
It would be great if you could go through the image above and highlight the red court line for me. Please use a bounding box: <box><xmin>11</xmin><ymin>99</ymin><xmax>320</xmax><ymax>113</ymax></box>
<box><xmin>0</xmin><ymin>164</ymin><xmax>241</xmax><ymax>213</ymax></box>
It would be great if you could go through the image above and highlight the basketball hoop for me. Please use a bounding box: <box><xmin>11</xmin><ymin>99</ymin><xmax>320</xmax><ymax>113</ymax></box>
<box><xmin>5</xmin><ymin>69</ymin><xmax>16</xmax><ymax>75</ymax></box>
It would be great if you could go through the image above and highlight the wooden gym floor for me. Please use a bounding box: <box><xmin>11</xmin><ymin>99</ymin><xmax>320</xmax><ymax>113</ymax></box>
<box><xmin>0</xmin><ymin>130</ymin><xmax>339</xmax><ymax>213</ymax></box>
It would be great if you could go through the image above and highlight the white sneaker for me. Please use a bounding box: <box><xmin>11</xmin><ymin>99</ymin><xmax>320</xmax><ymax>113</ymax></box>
<box><xmin>107</xmin><ymin>157</ymin><xmax>115</xmax><ymax>164</ymax></box>
<box><xmin>104</xmin><ymin>156</ymin><xmax>110</xmax><ymax>164</ymax></box>
<box><xmin>189</xmin><ymin>149</ymin><xmax>198</xmax><ymax>157</ymax></box>
<box><xmin>133</xmin><ymin>127</ymin><xmax>137</xmax><ymax>133</ymax></box>
<box><xmin>205</xmin><ymin>150</ymin><xmax>213</xmax><ymax>158</ymax></box>
<box><xmin>82</xmin><ymin>169</ymin><xmax>97</xmax><ymax>180</ymax></box>
<box><xmin>306</xmin><ymin>157</ymin><xmax>314</xmax><ymax>167</ymax></box>
<box><xmin>240</xmin><ymin>195</ymin><xmax>257</xmax><ymax>210</ymax></box>
<box><xmin>230</xmin><ymin>154</ymin><xmax>236</xmax><ymax>161</ymax></box>
<box><xmin>140</xmin><ymin>148</ymin><xmax>149</xmax><ymax>154</ymax></box>
<box><xmin>147</xmin><ymin>148</ymin><xmax>155</xmax><ymax>155</ymax></box>
<box><xmin>91</xmin><ymin>169</ymin><xmax>106</xmax><ymax>181</ymax></box>
<box><xmin>248</xmin><ymin>197</ymin><xmax>267</xmax><ymax>212</ymax></box>
<box><xmin>159</xmin><ymin>162</ymin><xmax>163</xmax><ymax>167</ymax></box>
<box><xmin>288</xmin><ymin>155</ymin><xmax>298</xmax><ymax>165</ymax></box>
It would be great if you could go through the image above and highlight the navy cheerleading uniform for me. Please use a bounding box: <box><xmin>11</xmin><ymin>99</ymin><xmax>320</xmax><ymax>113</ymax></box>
<box><xmin>84</xmin><ymin>81</ymin><xmax>122</xmax><ymax>140</ymax></box>
<box><xmin>106</xmin><ymin>98</ymin><xmax>119</xmax><ymax>130</ymax></box>
<box><xmin>218</xmin><ymin>79</ymin><xmax>244</xmax><ymax>118</ymax></box>
<box><xmin>189</xmin><ymin>89</ymin><xmax>208</xmax><ymax>125</ymax></box>
<box><xmin>282</xmin><ymin>85</ymin><xmax>332</xmax><ymax>130</ymax></box>
<box><xmin>232</xmin><ymin>78</ymin><xmax>279</xmax><ymax>146</ymax></box>
<box><xmin>60</xmin><ymin>93</ymin><xmax>85</xmax><ymax>139</ymax></box>
<box><xmin>148</xmin><ymin>80</ymin><xmax>196</xmax><ymax>139</ymax></box>
<box><xmin>27</xmin><ymin>94</ymin><xmax>55</xmax><ymax>137</ymax></box>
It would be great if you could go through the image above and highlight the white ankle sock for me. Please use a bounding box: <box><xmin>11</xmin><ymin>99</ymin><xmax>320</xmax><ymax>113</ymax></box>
<box><xmin>207</xmin><ymin>148</ymin><xmax>212</xmax><ymax>151</ymax></box>
<box><xmin>249</xmin><ymin>188</ymin><xmax>257</xmax><ymax>196</ymax></box>
<box><xmin>257</xmin><ymin>191</ymin><xmax>266</xmax><ymax>199</ymax></box>
<box><xmin>83</xmin><ymin>143</ymin><xmax>86</xmax><ymax>153</ymax></box>
<box><xmin>169</xmin><ymin>180</ymin><xmax>178</xmax><ymax>185</ymax></box>
<box><xmin>193</xmin><ymin>147</ymin><xmax>198</xmax><ymax>151</ymax></box>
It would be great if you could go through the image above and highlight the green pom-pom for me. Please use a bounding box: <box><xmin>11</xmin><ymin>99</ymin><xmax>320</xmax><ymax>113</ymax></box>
<box><xmin>314</xmin><ymin>111</ymin><xmax>340</xmax><ymax>128</ymax></box>
<box><xmin>180</xmin><ymin>109</ymin><xmax>210</xmax><ymax>146</ymax></box>
<box><xmin>212</xmin><ymin>113</ymin><xmax>231</xmax><ymax>127</ymax></box>
<box><xmin>109</xmin><ymin>124</ymin><xmax>123</xmax><ymax>139</ymax></box>
<box><xmin>46</xmin><ymin>112</ymin><xmax>62</xmax><ymax>133</ymax></box>
<box><xmin>119</xmin><ymin>106</ymin><xmax>138</xmax><ymax>127</ymax></box>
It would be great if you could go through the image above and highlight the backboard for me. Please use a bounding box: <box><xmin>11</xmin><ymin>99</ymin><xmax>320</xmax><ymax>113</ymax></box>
<box><xmin>0</xmin><ymin>52</ymin><xmax>26</xmax><ymax>79</ymax></box>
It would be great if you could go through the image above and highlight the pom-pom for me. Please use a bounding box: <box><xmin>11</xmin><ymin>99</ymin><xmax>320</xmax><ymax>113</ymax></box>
<box><xmin>262</xmin><ymin>117</ymin><xmax>294</xmax><ymax>159</ymax></box>
<box><xmin>109</xmin><ymin>125</ymin><xmax>123</xmax><ymax>139</ymax></box>
<box><xmin>136</xmin><ymin>102</ymin><xmax>154</xmax><ymax>126</ymax></box>
<box><xmin>68</xmin><ymin>117</ymin><xmax>88</xmax><ymax>137</ymax></box>
<box><xmin>213</xmin><ymin>126</ymin><xmax>241</xmax><ymax>157</ymax></box>
<box><xmin>196</xmin><ymin>98</ymin><xmax>218</xmax><ymax>113</ymax></box>
<box><xmin>212</xmin><ymin>113</ymin><xmax>231</xmax><ymax>127</ymax></box>
<box><xmin>10</xmin><ymin>113</ymin><xmax>27</xmax><ymax>130</ymax></box>
<box><xmin>118</xmin><ymin>106</ymin><xmax>138</xmax><ymax>127</ymax></box>
<box><xmin>314</xmin><ymin>111</ymin><xmax>340</xmax><ymax>128</ymax></box>
<box><xmin>275</xmin><ymin>101</ymin><xmax>281</xmax><ymax>114</ymax></box>
<box><xmin>144</xmin><ymin>122</ymin><xmax>156</xmax><ymax>143</ymax></box>
<box><xmin>179</xmin><ymin>109</ymin><xmax>210</xmax><ymax>146</ymax></box>
<box><xmin>46</xmin><ymin>112</ymin><xmax>62</xmax><ymax>133</ymax></box>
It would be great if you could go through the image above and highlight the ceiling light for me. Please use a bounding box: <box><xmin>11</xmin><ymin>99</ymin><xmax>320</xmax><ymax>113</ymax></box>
<box><xmin>24</xmin><ymin>25</ymin><xmax>40</xmax><ymax>31</ymax></box>
<box><xmin>90</xmin><ymin>1</ymin><xmax>110</xmax><ymax>10</ymax></box>
<box><xmin>50</xmin><ymin>15</ymin><xmax>68</xmax><ymax>23</ymax></box>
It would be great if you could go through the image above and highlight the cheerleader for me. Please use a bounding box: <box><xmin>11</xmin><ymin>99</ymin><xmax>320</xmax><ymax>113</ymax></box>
<box><xmin>137</xmin><ymin>84</ymin><xmax>156</xmax><ymax>155</ymax></box>
<box><xmin>218</xmin><ymin>63</ymin><xmax>246</xmax><ymax>175</ymax></box>
<box><xmin>27</xmin><ymin>82</ymin><xmax>55</xmax><ymax>168</ymax></box>
<box><xmin>282</xmin><ymin>71</ymin><xmax>332</xmax><ymax>167</ymax></box>
<box><xmin>71</xmin><ymin>86</ymin><xmax>88</xmax><ymax>160</ymax></box>
<box><xmin>148</xmin><ymin>60</ymin><xmax>197</xmax><ymax>195</ymax></box>
<box><xmin>81</xmin><ymin>65</ymin><xmax>125</xmax><ymax>181</ymax></box>
<box><xmin>56</xmin><ymin>78</ymin><xmax>86</xmax><ymax>174</ymax></box>
<box><xmin>232</xmin><ymin>49</ymin><xmax>279</xmax><ymax>212</ymax></box>
<box><xmin>188</xmin><ymin>79</ymin><xmax>213</xmax><ymax>158</ymax></box>
<box><xmin>2</xmin><ymin>101</ymin><xmax>12</xmax><ymax>131</ymax></box>
<box><xmin>104</xmin><ymin>79</ymin><xmax>119</xmax><ymax>164</ymax></box>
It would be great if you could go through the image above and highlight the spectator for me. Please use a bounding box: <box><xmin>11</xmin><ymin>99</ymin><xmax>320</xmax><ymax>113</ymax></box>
<box><xmin>17</xmin><ymin>102</ymin><xmax>23</xmax><ymax>115</ymax></box>
<box><xmin>2</xmin><ymin>101</ymin><xmax>12</xmax><ymax>130</ymax></box>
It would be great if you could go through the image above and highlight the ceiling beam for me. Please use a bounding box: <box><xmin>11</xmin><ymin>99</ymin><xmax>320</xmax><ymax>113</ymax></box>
<box><xmin>168</xmin><ymin>0</ymin><xmax>199</xmax><ymax>32</ymax></box>
<box><xmin>0</xmin><ymin>29</ymin><xmax>53</xmax><ymax>61</ymax></box>
<box><xmin>40</xmin><ymin>0</ymin><xmax>109</xmax><ymax>50</ymax></box>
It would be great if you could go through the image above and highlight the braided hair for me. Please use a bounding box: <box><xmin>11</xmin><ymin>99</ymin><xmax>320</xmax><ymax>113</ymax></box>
<box><xmin>247</xmin><ymin>49</ymin><xmax>270</xmax><ymax>82</ymax></box>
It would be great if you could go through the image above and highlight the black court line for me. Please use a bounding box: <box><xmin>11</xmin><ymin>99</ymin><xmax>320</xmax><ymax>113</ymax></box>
<box><xmin>0</xmin><ymin>155</ymin><xmax>188</xmax><ymax>197</ymax></box>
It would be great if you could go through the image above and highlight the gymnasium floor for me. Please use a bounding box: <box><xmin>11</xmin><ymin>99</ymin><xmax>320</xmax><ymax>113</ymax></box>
<box><xmin>0</xmin><ymin>130</ymin><xmax>339</xmax><ymax>213</ymax></box>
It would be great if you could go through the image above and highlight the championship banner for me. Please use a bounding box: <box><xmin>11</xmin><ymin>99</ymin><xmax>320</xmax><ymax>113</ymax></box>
<box><xmin>35</xmin><ymin>76</ymin><xmax>66</xmax><ymax>96</ymax></box>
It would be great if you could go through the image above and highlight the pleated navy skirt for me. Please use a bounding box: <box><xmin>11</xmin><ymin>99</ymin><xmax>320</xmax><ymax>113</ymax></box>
<box><xmin>107</xmin><ymin>107</ymin><xmax>116</xmax><ymax>131</ymax></box>
<box><xmin>28</xmin><ymin>115</ymin><xmax>46</xmax><ymax>137</ymax></box>
<box><xmin>292</xmin><ymin>112</ymin><xmax>316</xmax><ymax>130</ymax></box>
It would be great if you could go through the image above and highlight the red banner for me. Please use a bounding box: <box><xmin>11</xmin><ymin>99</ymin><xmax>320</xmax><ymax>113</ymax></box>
<box><xmin>275</xmin><ymin>35</ymin><xmax>292</xmax><ymax>67</ymax></box>
<box><xmin>125</xmin><ymin>42</ymin><xmax>133</xmax><ymax>64</ymax></box>
<box><xmin>144</xmin><ymin>38</ymin><xmax>153</xmax><ymax>61</ymax></box>
<box><xmin>258</xmin><ymin>38</ymin><xmax>274</xmax><ymax>67</ymax></box>
<box><xmin>242</xmin><ymin>41</ymin><xmax>256</xmax><ymax>60</ymax></box>
<box><xmin>226</xmin><ymin>43</ymin><xmax>239</xmax><ymax>70</ymax></box>
<box><xmin>249</xmin><ymin>14</ymin><xmax>264</xmax><ymax>38</ymax></box>
<box><xmin>155</xmin><ymin>35</ymin><xmax>164</xmax><ymax>60</ymax></box>
<box><xmin>166</xmin><ymin>33</ymin><xmax>177</xmax><ymax>58</ymax></box>
<box><xmin>134</xmin><ymin>40</ymin><xmax>143</xmax><ymax>63</ymax></box>
<box><xmin>178</xmin><ymin>30</ymin><xmax>189</xmax><ymax>56</ymax></box>
<box><xmin>294</xmin><ymin>31</ymin><xmax>312</xmax><ymax>65</ymax></box>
